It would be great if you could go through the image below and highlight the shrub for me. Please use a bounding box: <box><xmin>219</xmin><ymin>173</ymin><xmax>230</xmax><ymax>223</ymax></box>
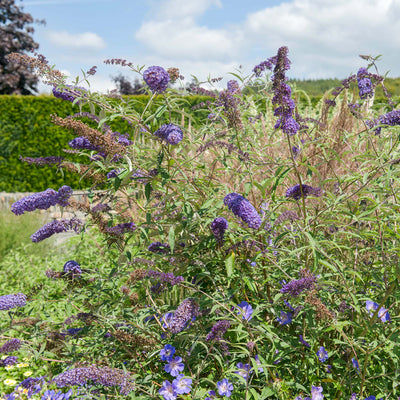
<box><xmin>1</xmin><ymin>50</ymin><xmax>400</xmax><ymax>400</ymax></box>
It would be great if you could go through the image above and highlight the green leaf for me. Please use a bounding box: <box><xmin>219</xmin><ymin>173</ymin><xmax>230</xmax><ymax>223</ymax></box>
<box><xmin>168</xmin><ymin>225</ymin><xmax>175</xmax><ymax>253</ymax></box>
<box><xmin>225</xmin><ymin>251</ymin><xmax>235</xmax><ymax>278</ymax></box>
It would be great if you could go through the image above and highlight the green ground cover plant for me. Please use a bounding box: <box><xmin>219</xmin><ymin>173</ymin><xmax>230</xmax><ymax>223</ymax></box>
<box><xmin>1</xmin><ymin>48</ymin><xmax>400</xmax><ymax>400</ymax></box>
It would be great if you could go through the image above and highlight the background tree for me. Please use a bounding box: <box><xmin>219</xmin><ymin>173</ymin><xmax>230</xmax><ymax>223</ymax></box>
<box><xmin>0</xmin><ymin>0</ymin><xmax>44</xmax><ymax>94</ymax></box>
<box><xmin>111</xmin><ymin>74</ymin><xmax>145</xmax><ymax>95</ymax></box>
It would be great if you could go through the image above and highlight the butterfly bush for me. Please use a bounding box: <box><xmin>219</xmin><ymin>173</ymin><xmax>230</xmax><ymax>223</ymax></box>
<box><xmin>3</xmin><ymin>48</ymin><xmax>400</xmax><ymax>400</ymax></box>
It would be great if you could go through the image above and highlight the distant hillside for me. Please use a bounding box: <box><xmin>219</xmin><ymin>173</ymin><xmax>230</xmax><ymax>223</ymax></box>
<box><xmin>290</xmin><ymin>77</ymin><xmax>400</xmax><ymax>99</ymax></box>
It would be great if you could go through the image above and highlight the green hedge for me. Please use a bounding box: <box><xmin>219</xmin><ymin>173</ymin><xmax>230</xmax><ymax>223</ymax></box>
<box><xmin>0</xmin><ymin>95</ymin><xmax>211</xmax><ymax>192</ymax></box>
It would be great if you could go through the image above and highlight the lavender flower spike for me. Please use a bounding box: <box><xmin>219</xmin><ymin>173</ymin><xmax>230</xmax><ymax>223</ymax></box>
<box><xmin>285</xmin><ymin>184</ymin><xmax>322</xmax><ymax>201</ymax></box>
<box><xmin>0</xmin><ymin>293</ymin><xmax>27</xmax><ymax>311</ymax></box>
<box><xmin>357</xmin><ymin>67</ymin><xmax>373</xmax><ymax>99</ymax></box>
<box><xmin>11</xmin><ymin>186</ymin><xmax>72</xmax><ymax>215</ymax></box>
<box><xmin>31</xmin><ymin>218</ymin><xmax>82</xmax><ymax>243</ymax></box>
<box><xmin>224</xmin><ymin>193</ymin><xmax>262</xmax><ymax>229</ymax></box>
<box><xmin>211</xmin><ymin>217</ymin><xmax>228</xmax><ymax>244</ymax></box>
<box><xmin>280</xmin><ymin>274</ymin><xmax>316</xmax><ymax>297</ymax></box>
<box><xmin>0</xmin><ymin>338</ymin><xmax>22</xmax><ymax>354</ymax></box>
<box><xmin>169</xmin><ymin>298</ymin><xmax>199</xmax><ymax>334</ymax></box>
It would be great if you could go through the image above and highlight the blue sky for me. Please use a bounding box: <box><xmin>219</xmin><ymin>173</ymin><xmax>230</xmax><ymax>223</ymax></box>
<box><xmin>17</xmin><ymin>0</ymin><xmax>400</xmax><ymax>93</ymax></box>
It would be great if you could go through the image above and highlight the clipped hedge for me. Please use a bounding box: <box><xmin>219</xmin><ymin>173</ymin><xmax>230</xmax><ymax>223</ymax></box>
<box><xmin>0</xmin><ymin>95</ymin><xmax>211</xmax><ymax>192</ymax></box>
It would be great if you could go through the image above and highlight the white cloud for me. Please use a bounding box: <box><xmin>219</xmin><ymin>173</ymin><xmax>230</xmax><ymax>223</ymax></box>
<box><xmin>155</xmin><ymin>0</ymin><xmax>222</xmax><ymax>19</ymax></box>
<box><xmin>243</xmin><ymin>0</ymin><xmax>400</xmax><ymax>77</ymax></box>
<box><xmin>135</xmin><ymin>0</ymin><xmax>400</xmax><ymax>80</ymax></box>
<box><xmin>47</xmin><ymin>31</ymin><xmax>106</xmax><ymax>50</ymax></box>
<box><xmin>135</xmin><ymin>19</ymin><xmax>240</xmax><ymax>61</ymax></box>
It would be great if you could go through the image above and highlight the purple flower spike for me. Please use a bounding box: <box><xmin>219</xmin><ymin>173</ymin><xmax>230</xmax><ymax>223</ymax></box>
<box><xmin>160</xmin><ymin>344</ymin><xmax>176</xmax><ymax>362</ymax></box>
<box><xmin>217</xmin><ymin>378</ymin><xmax>233</xmax><ymax>397</ymax></box>
<box><xmin>0</xmin><ymin>338</ymin><xmax>22</xmax><ymax>354</ymax></box>
<box><xmin>0</xmin><ymin>293</ymin><xmax>27</xmax><ymax>311</ymax></box>
<box><xmin>105</xmin><ymin>222</ymin><xmax>136</xmax><ymax>235</ymax></box>
<box><xmin>280</xmin><ymin>274</ymin><xmax>317</xmax><ymax>297</ymax></box>
<box><xmin>56</xmin><ymin>185</ymin><xmax>73</xmax><ymax>207</ymax></box>
<box><xmin>211</xmin><ymin>217</ymin><xmax>228</xmax><ymax>244</ymax></box>
<box><xmin>154</xmin><ymin>123</ymin><xmax>183</xmax><ymax>145</ymax></box>
<box><xmin>11</xmin><ymin>186</ymin><xmax>73</xmax><ymax>215</ymax></box>
<box><xmin>285</xmin><ymin>184</ymin><xmax>322</xmax><ymax>201</ymax></box>
<box><xmin>68</xmin><ymin>136</ymin><xmax>99</xmax><ymax>151</ymax></box>
<box><xmin>237</xmin><ymin>301</ymin><xmax>253</xmax><ymax>321</ymax></box>
<box><xmin>317</xmin><ymin>346</ymin><xmax>328</xmax><ymax>362</ymax></box>
<box><xmin>164</xmin><ymin>356</ymin><xmax>185</xmax><ymax>377</ymax></box>
<box><xmin>357</xmin><ymin>67</ymin><xmax>373</xmax><ymax>99</ymax></box>
<box><xmin>30</xmin><ymin>218</ymin><xmax>82</xmax><ymax>243</ymax></box>
<box><xmin>169</xmin><ymin>298</ymin><xmax>199</xmax><ymax>334</ymax></box>
<box><xmin>143</xmin><ymin>66</ymin><xmax>170</xmax><ymax>93</ymax></box>
<box><xmin>223</xmin><ymin>193</ymin><xmax>262</xmax><ymax>229</ymax></box>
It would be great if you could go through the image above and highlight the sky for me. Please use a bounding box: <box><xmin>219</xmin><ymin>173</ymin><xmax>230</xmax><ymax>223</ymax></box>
<box><xmin>15</xmin><ymin>0</ymin><xmax>400</xmax><ymax>94</ymax></box>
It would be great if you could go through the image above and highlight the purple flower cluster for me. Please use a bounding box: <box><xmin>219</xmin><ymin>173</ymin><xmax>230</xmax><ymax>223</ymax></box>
<box><xmin>54</xmin><ymin>365</ymin><xmax>135</xmax><ymax>395</ymax></box>
<box><xmin>224</xmin><ymin>193</ymin><xmax>262</xmax><ymax>229</ymax></box>
<box><xmin>285</xmin><ymin>184</ymin><xmax>322</xmax><ymax>201</ymax></box>
<box><xmin>367</xmin><ymin>109</ymin><xmax>400</xmax><ymax>135</ymax></box>
<box><xmin>19</xmin><ymin>156</ymin><xmax>64</xmax><ymax>166</ymax></box>
<box><xmin>159</xmin><ymin>375</ymin><xmax>192</xmax><ymax>400</ymax></box>
<box><xmin>253</xmin><ymin>56</ymin><xmax>278</xmax><ymax>76</ymax></box>
<box><xmin>153</xmin><ymin>124</ymin><xmax>183</xmax><ymax>145</ymax></box>
<box><xmin>105</xmin><ymin>222</ymin><xmax>136</xmax><ymax>235</ymax></box>
<box><xmin>40</xmin><ymin>389</ymin><xmax>73</xmax><ymax>400</ymax></box>
<box><xmin>0</xmin><ymin>293</ymin><xmax>27</xmax><ymax>311</ymax></box>
<box><xmin>147</xmin><ymin>270</ymin><xmax>183</xmax><ymax>286</ymax></box>
<box><xmin>227</xmin><ymin>80</ymin><xmax>240</xmax><ymax>94</ymax></box>
<box><xmin>236</xmin><ymin>301</ymin><xmax>253</xmax><ymax>321</ymax></box>
<box><xmin>0</xmin><ymin>356</ymin><xmax>18</xmax><ymax>366</ymax></box>
<box><xmin>143</xmin><ymin>66</ymin><xmax>170</xmax><ymax>93</ymax></box>
<box><xmin>280</xmin><ymin>274</ymin><xmax>316</xmax><ymax>297</ymax></box>
<box><xmin>217</xmin><ymin>378</ymin><xmax>234</xmax><ymax>397</ymax></box>
<box><xmin>52</xmin><ymin>85</ymin><xmax>87</xmax><ymax>102</ymax></box>
<box><xmin>148</xmin><ymin>242</ymin><xmax>170</xmax><ymax>254</ymax></box>
<box><xmin>169</xmin><ymin>298</ymin><xmax>199</xmax><ymax>334</ymax></box>
<box><xmin>366</xmin><ymin>300</ymin><xmax>391</xmax><ymax>322</ymax></box>
<box><xmin>12</xmin><ymin>376</ymin><xmax>46</xmax><ymax>398</ymax></box>
<box><xmin>317</xmin><ymin>346</ymin><xmax>329</xmax><ymax>362</ymax></box>
<box><xmin>56</xmin><ymin>185</ymin><xmax>73</xmax><ymax>207</ymax></box>
<box><xmin>210</xmin><ymin>217</ymin><xmax>228</xmax><ymax>244</ymax></box>
<box><xmin>63</xmin><ymin>260</ymin><xmax>82</xmax><ymax>275</ymax></box>
<box><xmin>357</xmin><ymin>67</ymin><xmax>373</xmax><ymax>99</ymax></box>
<box><xmin>216</xmin><ymin>84</ymin><xmax>243</xmax><ymax>130</ymax></box>
<box><xmin>270</xmin><ymin>47</ymin><xmax>299</xmax><ymax>136</ymax></box>
<box><xmin>277</xmin><ymin>311</ymin><xmax>292</xmax><ymax>325</ymax></box>
<box><xmin>11</xmin><ymin>186</ymin><xmax>73</xmax><ymax>215</ymax></box>
<box><xmin>0</xmin><ymin>338</ymin><xmax>22</xmax><ymax>354</ymax></box>
<box><xmin>205</xmin><ymin>320</ymin><xmax>230</xmax><ymax>342</ymax></box>
<box><xmin>68</xmin><ymin>136</ymin><xmax>100</xmax><ymax>151</ymax></box>
<box><xmin>234</xmin><ymin>362</ymin><xmax>251</xmax><ymax>380</ymax></box>
<box><xmin>31</xmin><ymin>218</ymin><xmax>82</xmax><ymax>243</ymax></box>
